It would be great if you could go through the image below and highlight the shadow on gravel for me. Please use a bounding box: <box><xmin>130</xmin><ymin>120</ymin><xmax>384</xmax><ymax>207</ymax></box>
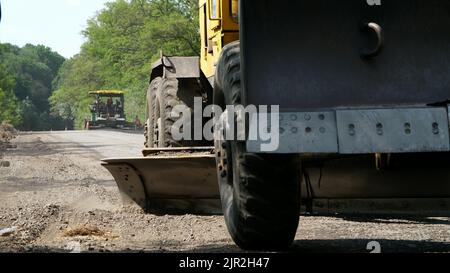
<box><xmin>10</xmin><ymin>141</ymin><xmax>116</xmax><ymax>157</ymax></box>
<box><xmin>20</xmin><ymin>238</ymin><xmax>450</xmax><ymax>253</ymax></box>
<box><xmin>184</xmin><ymin>239</ymin><xmax>450</xmax><ymax>253</ymax></box>
<box><xmin>0</xmin><ymin>177</ymin><xmax>115</xmax><ymax>192</ymax></box>
<box><xmin>291</xmin><ymin>239</ymin><xmax>450</xmax><ymax>253</ymax></box>
<box><xmin>331</xmin><ymin>214</ymin><xmax>450</xmax><ymax>225</ymax></box>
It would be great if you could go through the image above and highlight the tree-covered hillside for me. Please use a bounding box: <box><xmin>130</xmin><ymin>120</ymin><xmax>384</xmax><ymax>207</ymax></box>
<box><xmin>1</xmin><ymin>0</ymin><xmax>199</xmax><ymax>130</ymax></box>
<box><xmin>51</xmin><ymin>0</ymin><xmax>200</xmax><ymax>129</ymax></box>
<box><xmin>0</xmin><ymin>43</ymin><xmax>66</xmax><ymax>130</ymax></box>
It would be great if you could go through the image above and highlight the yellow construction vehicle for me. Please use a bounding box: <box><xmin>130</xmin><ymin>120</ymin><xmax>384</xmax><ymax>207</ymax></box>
<box><xmin>103</xmin><ymin>0</ymin><xmax>450</xmax><ymax>250</ymax></box>
<box><xmin>87</xmin><ymin>90</ymin><xmax>128</xmax><ymax>130</ymax></box>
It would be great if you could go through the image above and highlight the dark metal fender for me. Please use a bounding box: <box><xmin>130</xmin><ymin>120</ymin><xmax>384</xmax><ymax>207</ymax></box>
<box><xmin>150</xmin><ymin>56</ymin><xmax>200</xmax><ymax>82</ymax></box>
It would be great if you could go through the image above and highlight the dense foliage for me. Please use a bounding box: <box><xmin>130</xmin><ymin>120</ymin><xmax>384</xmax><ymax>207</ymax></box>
<box><xmin>0</xmin><ymin>44</ymin><xmax>66</xmax><ymax>130</ymax></box>
<box><xmin>0</xmin><ymin>0</ymin><xmax>199</xmax><ymax>130</ymax></box>
<box><xmin>51</xmin><ymin>0</ymin><xmax>200</xmax><ymax>129</ymax></box>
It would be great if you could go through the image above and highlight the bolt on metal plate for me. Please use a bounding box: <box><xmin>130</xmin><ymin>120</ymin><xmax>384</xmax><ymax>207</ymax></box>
<box><xmin>336</xmin><ymin>107</ymin><xmax>450</xmax><ymax>154</ymax></box>
<box><xmin>247</xmin><ymin>112</ymin><xmax>338</xmax><ymax>153</ymax></box>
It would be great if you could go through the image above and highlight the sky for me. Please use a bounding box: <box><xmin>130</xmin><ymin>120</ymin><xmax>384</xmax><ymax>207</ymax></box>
<box><xmin>0</xmin><ymin>0</ymin><xmax>111</xmax><ymax>58</ymax></box>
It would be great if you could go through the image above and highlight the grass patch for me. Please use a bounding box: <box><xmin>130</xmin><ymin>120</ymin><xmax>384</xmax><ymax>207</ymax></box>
<box><xmin>63</xmin><ymin>225</ymin><xmax>106</xmax><ymax>237</ymax></box>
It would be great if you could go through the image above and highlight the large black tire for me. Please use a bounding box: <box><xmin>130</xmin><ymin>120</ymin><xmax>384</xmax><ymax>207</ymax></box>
<box><xmin>145</xmin><ymin>77</ymin><xmax>162</xmax><ymax>148</ymax></box>
<box><xmin>154</xmin><ymin>78</ymin><xmax>190</xmax><ymax>147</ymax></box>
<box><xmin>214</xmin><ymin>41</ymin><xmax>302</xmax><ymax>250</ymax></box>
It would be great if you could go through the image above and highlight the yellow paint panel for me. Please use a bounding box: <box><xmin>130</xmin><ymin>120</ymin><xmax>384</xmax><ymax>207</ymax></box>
<box><xmin>199</xmin><ymin>0</ymin><xmax>239</xmax><ymax>79</ymax></box>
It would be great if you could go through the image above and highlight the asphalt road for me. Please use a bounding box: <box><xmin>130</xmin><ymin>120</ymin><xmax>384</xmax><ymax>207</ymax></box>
<box><xmin>44</xmin><ymin>130</ymin><xmax>144</xmax><ymax>159</ymax></box>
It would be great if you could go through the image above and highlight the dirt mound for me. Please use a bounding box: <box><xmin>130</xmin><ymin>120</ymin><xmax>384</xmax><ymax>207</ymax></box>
<box><xmin>0</xmin><ymin>122</ymin><xmax>17</xmax><ymax>165</ymax></box>
<box><xmin>0</xmin><ymin>122</ymin><xmax>17</xmax><ymax>143</ymax></box>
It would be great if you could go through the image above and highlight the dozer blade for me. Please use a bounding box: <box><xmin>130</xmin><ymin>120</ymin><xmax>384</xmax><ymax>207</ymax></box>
<box><xmin>103</xmin><ymin>147</ymin><xmax>450</xmax><ymax>215</ymax></box>
<box><xmin>101</xmin><ymin>147</ymin><xmax>221</xmax><ymax>215</ymax></box>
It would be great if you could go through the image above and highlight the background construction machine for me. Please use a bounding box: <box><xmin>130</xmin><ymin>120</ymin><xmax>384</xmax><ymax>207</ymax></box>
<box><xmin>103</xmin><ymin>0</ymin><xmax>450</xmax><ymax>250</ymax></box>
<box><xmin>87</xmin><ymin>90</ymin><xmax>128</xmax><ymax>130</ymax></box>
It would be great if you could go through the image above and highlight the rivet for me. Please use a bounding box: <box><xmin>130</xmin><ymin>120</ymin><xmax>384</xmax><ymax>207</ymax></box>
<box><xmin>349</xmin><ymin>124</ymin><xmax>356</xmax><ymax>136</ymax></box>
<box><xmin>318</xmin><ymin>114</ymin><xmax>325</xmax><ymax>121</ymax></box>
<box><xmin>305</xmin><ymin>127</ymin><xmax>312</xmax><ymax>133</ymax></box>
<box><xmin>376</xmin><ymin>123</ymin><xmax>383</xmax><ymax>136</ymax></box>
<box><xmin>319</xmin><ymin>127</ymin><xmax>326</xmax><ymax>134</ymax></box>
<box><xmin>304</xmin><ymin>114</ymin><xmax>311</xmax><ymax>121</ymax></box>
<box><xmin>433</xmin><ymin>122</ymin><xmax>440</xmax><ymax>135</ymax></box>
<box><xmin>290</xmin><ymin>114</ymin><xmax>298</xmax><ymax>121</ymax></box>
<box><xmin>404</xmin><ymin>123</ymin><xmax>412</xmax><ymax>135</ymax></box>
<box><xmin>291</xmin><ymin>127</ymin><xmax>298</xmax><ymax>134</ymax></box>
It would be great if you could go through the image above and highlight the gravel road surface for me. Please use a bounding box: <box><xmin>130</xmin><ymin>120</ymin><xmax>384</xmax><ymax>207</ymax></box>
<box><xmin>0</xmin><ymin>131</ymin><xmax>449</xmax><ymax>253</ymax></box>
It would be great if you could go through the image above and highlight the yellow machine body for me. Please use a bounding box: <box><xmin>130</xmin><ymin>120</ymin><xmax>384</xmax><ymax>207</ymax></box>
<box><xmin>199</xmin><ymin>0</ymin><xmax>239</xmax><ymax>79</ymax></box>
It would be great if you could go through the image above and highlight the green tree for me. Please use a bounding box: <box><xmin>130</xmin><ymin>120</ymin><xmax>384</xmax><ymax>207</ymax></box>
<box><xmin>51</xmin><ymin>56</ymin><xmax>104</xmax><ymax>128</ymax></box>
<box><xmin>52</xmin><ymin>0</ymin><xmax>200</xmax><ymax>129</ymax></box>
<box><xmin>0</xmin><ymin>58</ymin><xmax>21</xmax><ymax>126</ymax></box>
<box><xmin>0</xmin><ymin>43</ymin><xmax>66</xmax><ymax>130</ymax></box>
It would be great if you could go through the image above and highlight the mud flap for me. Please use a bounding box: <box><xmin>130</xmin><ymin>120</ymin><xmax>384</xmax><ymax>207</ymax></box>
<box><xmin>241</xmin><ymin>0</ymin><xmax>450</xmax><ymax>110</ymax></box>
